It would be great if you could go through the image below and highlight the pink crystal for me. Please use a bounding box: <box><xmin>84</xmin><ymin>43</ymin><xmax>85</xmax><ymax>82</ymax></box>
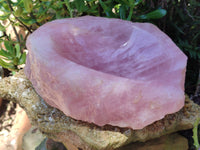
<box><xmin>24</xmin><ymin>16</ymin><xmax>187</xmax><ymax>129</ymax></box>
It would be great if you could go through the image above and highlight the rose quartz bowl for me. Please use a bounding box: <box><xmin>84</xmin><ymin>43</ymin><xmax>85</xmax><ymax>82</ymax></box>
<box><xmin>24</xmin><ymin>16</ymin><xmax>187</xmax><ymax>129</ymax></box>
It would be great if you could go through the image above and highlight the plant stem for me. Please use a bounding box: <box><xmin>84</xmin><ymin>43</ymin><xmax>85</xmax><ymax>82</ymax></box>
<box><xmin>60</xmin><ymin>0</ymin><xmax>69</xmax><ymax>15</ymax></box>
<box><xmin>127</xmin><ymin>5</ymin><xmax>133</xmax><ymax>21</ymax></box>
<box><xmin>65</xmin><ymin>0</ymin><xmax>73</xmax><ymax>18</ymax></box>
<box><xmin>30</xmin><ymin>12</ymin><xmax>40</xmax><ymax>26</ymax></box>
<box><xmin>5</xmin><ymin>0</ymin><xmax>32</xmax><ymax>33</ymax></box>
<box><xmin>3</xmin><ymin>32</ymin><xmax>9</xmax><ymax>41</ymax></box>
<box><xmin>192</xmin><ymin>118</ymin><xmax>200</xmax><ymax>149</ymax></box>
<box><xmin>127</xmin><ymin>0</ymin><xmax>135</xmax><ymax>21</ymax></box>
<box><xmin>10</xmin><ymin>20</ymin><xmax>20</xmax><ymax>43</ymax></box>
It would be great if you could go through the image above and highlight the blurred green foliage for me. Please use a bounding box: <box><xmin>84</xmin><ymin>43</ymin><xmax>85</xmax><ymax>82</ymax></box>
<box><xmin>159</xmin><ymin>0</ymin><xmax>200</xmax><ymax>96</ymax></box>
<box><xmin>0</xmin><ymin>39</ymin><xmax>26</xmax><ymax>71</ymax></box>
<box><xmin>0</xmin><ymin>0</ymin><xmax>199</xmax><ymax>93</ymax></box>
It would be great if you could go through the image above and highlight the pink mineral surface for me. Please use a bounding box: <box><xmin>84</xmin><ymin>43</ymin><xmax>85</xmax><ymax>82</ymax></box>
<box><xmin>24</xmin><ymin>16</ymin><xmax>187</xmax><ymax>129</ymax></box>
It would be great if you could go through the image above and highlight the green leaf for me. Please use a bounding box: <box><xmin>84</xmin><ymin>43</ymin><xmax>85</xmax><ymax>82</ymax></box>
<box><xmin>134</xmin><ymin>0</ymin><xmax>143</xmax><ymax>6</ymax></box>
<box><xmin>0</xmin><ymin>22</ymin><xmax>5</xmax><ymax>31</ymax></box>
<box><xmin>20</xmin><ymin>34</ymin><xmax>24</xmax><ymax>41</ymax></box>
<box><xmin>23</xmin><ymin>0</ymin><xmax>33</xmax><ymax>13</ymax></box>
<box><xmin>4</xmin><ymin>41</ymin><xmax>15</xmax><ymax>56</ymax></box>
<box><xmin>119</xmin><ymin>5</ymin><xmax>126</xmax><ymax>20</ymax></box>
<box><xmin>0</xmin><ymin>14</ymin><xmax>10</xmax><ymax>20</ymax></box>
<box><xmin>0</xmin><ymin>3</ymin><xmax>10</xmax><ymax>12</ymax></box>
<box><xmin>12</xmin><ymin>71</ymin><xmax>16</xmax><ymax>75</ymax></box>
<box><xmin>15</xmin><ymin>44</ymin><xmax>21</xmax><ymax>58</ymax></box>
<box><xmin>85</xmin><ymin>0</ymin><xmax>96</xmax><ymax>2</ymax></box>
<box><xmin>15</xmin><ymin>6</ymin><xmax>23</xmax><ymax>17</ymax></box>
<box><xmin>192</xmin><ymin>118</ymin><xmax>200</xmax><ymax>149</ymax></box>
<box><xmin>115</xmin><ymin>0</ymin><xmax>129</xmax><ymax>5</ymax></box>
<box><xmin>12</xmin><ymin>0</ymin><xmax>24</xmax><ymax>6</ymax></box>
<box><xmin>64</xmin><ymin>0</ymin><xmax>73</xmax><ymax>18</ymax></box>
<box><xmin>18</xmin><ymin>52</ymin><xmax>26</xmax><ymax>65</ymax></box>
<box><xmin>4</xmin><ymin>41</ymin><xmax>12</xmax><ymax>52</ymax></box>
<box><xmin>18</xmin><ymin>17</ymin><xmax>36</xmax><ymax>25</ymax></box>
<box><xmin>73</xmin><ymin>0</ymin><xmax>88</xmax><ymax>12</ymax></box>
<box><xmin>36</xmin><ymin>1</ymin><xmax>52</xmax><ymax>18</ymax></box>
<box><xmin>172</xmin><ymin>23</ymin><xmax>185</xmax><ymax>35</ymax></box>
<box><xmin>0</xmin><ymin>59</ymin><xmax>16</xmax><ymax>71</ymax></box>
<box><xmin>0</xmin><ymin>49</ymin><xmax>13</xmax><ymax>59</ymax></box>
<box><xmin>99</xmin><ymin>0</ymin><xmax>115</xmax><ymax>18</ymax></box>
<box><xmin>139</xmin><ymin>9</ymin><xmax>167</xmax><ymax>19</ymax></box>
<box><xmin>35</xmin><ymin>138</ymin><xmax>48</xmax><ymax>150</ymax></box>
<box><xmin>13</xmin><ymin>57</ymin><xmax>19</xmax><ymax>66</ymax></box>
<box><xmin>114</xmin><ymin>4</ymin><xmax>120</xmax><ymax>13</ymax></box>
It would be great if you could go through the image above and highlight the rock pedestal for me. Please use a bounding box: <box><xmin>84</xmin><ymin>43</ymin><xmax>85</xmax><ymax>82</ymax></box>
<box><xmin>117</xmin><ymin>133</ymin><xmax>188</xmax><ymax>150</ymax></box>
<box><xmin>0</xmin><ymin>70</ymin><xmax>199</xmax><ymax>150</ymax></box>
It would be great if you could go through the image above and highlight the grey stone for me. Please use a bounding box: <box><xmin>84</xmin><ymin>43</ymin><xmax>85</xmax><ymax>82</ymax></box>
<box><xmin>22</xmin><ymin>127</ymin><xmax>46</xmax><ymax>150</ymax></box>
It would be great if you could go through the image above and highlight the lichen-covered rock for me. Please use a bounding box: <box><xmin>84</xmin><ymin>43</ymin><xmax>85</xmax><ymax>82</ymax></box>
<box><xmin>24</xmin><ymin>16</ymin><xmax>187</xmax><ymax>129</ymax></box>
<box><xmin>117</xmin><ymin>133</ymin><xmax>188</xmax><ymax>150</ymax></box>
<box><xmin>0</xmin><ymin>71</ymin><xmax>199</xmax><ymax>150</ymax></box>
